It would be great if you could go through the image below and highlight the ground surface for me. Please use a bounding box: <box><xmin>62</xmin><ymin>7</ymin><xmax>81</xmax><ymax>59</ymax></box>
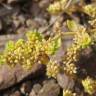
<box><xmin>0</xmin><ymin>0</ymin><xmax>96</xmax><ymax>96</ymax></box>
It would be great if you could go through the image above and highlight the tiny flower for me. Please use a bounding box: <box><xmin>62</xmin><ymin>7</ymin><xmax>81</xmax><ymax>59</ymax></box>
<box><xmin>46</xmin><ymin>60</ymin><xmax>60</xmax><ymax>78</ymax></box>
<box><xmin>63</xmin><ymin>89</ymin><xmax>76</xmax><ymax>96</ymax></box>
<box><xmin>64</xmin><ymin>63</ymin><xmax>77</xmax><ymax>76</ymax></box>
<box><xmin>82</xmin><ymin>77</ymin><xmax>96</xmax><ymax>95</ymax></box>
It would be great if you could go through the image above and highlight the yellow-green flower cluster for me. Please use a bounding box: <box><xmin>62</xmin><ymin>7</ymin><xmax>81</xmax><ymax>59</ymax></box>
<box><xmin>46</xmin><ymin>60</ymin><xmax>60</xmax><ymax>78</ymax></box>
<box><xmin>74</xmin><ymin>28</ymin><xmax>92</xmax><ymax>49</ymax></box>
<box><xmin>63</xmin><ymin>89</ymin><xmax>76</xmax><ymax>96</ymax></box>
<box><xmin>47</xmin><ymin>0</ymin><xmax>67</xmax><ymax>14</ymax></box>
<box><xmin>0</xmin><ymin>30</ymin><xmax>61</xmax><ymax>70</ymax></box>
<box><xmin>63</xmin><ymin>25</ymin><xmax>92</xmax><ymax>76</ymax></box>
<box><xmin>82</xmin><ymin>77</ymin><xmax>96</xmax><ymax>95</ymax></box>
<box><xmin>44</xmin><ymin>35</ymin><xmax>61</xmax><ymax>55</ymax></box>
<box><xmin>3</xmin><ymin>36</ymin><xmax>42</xmax><ymax>70</ymax></box>
<box><xmin>66</xmin><ymin>20</ymin><xmax>92</xmax><ymax>49</ymax></box>
<box><xmin>89</xmin><ymin>19</ymin><xmax>96</xmax><ymax>28</ymax></box>
<box><xmin>26</xmin><ymin>30</ymin><xmax>43</xmax><ymax>42</ymax></box>
<box><xmin>64</xmin><ymin>63</ymin><xmax>77</xmax><ymax>76</ymax></box>
<box><xmin>83</xmin><ymin>4</ymin><xmax>96</xmax><ymax>18</ymax></box>
<box><xmin>65</xmin><ymin>44</ymin><xmax>79</xmax><ymax>63</ymax></box>
<box><xmin>63</xmin><ymin>44</ymin><xmax>79</xmax><ymax>76</ymax></box>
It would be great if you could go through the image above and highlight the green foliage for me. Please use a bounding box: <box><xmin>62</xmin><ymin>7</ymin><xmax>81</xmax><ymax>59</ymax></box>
<box><xmin>1</xmin><ymin>1</ymin><xmax>96</xmax><ymax>95</ymax></box>
<box><xmin>63</xmin><ymin>23</ymin><xmax>94</xmax><ymax>78</ymax></box>
<box><xmin>82</xmin><ymin>77</ymin><xmax>96</xmax><ymax>95</ymax></box>
<box><xmin>15</xmin><ymin>39</ymin><xmax>25</xmax><ymax>47</ymax></box>
<box><xmin>74</xmin><ymin>29</ymin><xmax>92</xmax><ymax>49</ymax></box>
<box><xmin>5</xmin><ymin>41</ymin><xmax>15</xmax><ymax>52</ymax></box>
<box><xmin>47</xmin><ymin>1</ymin><xmax>62</xmax><ymax>14</ymax></box>
<box><xmin>47</xmin><ymin>0</ymin><xmax>67</xmax><ymax>14</ymax></box>
<box><xmin>0</xmin><ymin>53</ymin><xmax>5</xmax><ymax>66</ymax></box>
<box><xmin>45</xmin><ymin>35</ymin><xmax>61</xmax><ymax>55</ymax></box>
<box><xmin>83</xmin><ymin>4</ymin><xmax>96</xmax><ymax>18</ymax></box>
<box><xmin>0</xmin><ymin>31</ymin><xmax>61</xmax><ymax>69</ymax></box>
<box><xmin>26</xmin><ymin>30</ymin><xmax>43</xmax><ymax>42</ymax></box>
<box><xmin>67</xmin><ymin>20</ymin><xmax>78</xmax><ymax>32</ymax></box>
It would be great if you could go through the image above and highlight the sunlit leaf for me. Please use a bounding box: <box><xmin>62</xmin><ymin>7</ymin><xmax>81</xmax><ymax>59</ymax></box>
<box><xmin>26</xmin><ymin>30</ymin><xmax>43</xmax><ymax>41</ymax></box>
<box><xmin>45</xmin><ymin>35</ymin><xmax>61</xmax><ymax>55</ymax></box>
<box><xmin>67</xmin><ymin>20</ymin><xmax>78</xmax><ymax>31</ymax></box>
<box><xmin>5</xmin><ymin>41</ymin><xmax>15</xmax><ymax>51</ymax></box>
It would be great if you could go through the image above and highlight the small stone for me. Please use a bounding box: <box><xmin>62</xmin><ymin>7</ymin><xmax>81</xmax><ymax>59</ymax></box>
<box><xmin>18</xmin><ymin>15</ymin><xmax>25</xmax><ymax>25</ymax></box>
<box><xmin>10</xmin><ymin>91</ymin><xmax>22</xmax><ymax>96</ymax></box>
<box><xmin>7</xmin><ymin>0</ymin><xmax>17</xmax><ymax>4</ymax></box>
<box><xmin>39</xmin><ymin>0</ymin><xmax>50</xmax><ymax>8</ymax></box>
<box><xmin>33</xmin><ymin>84</ymin><xmax>42</xmax><ymax>94</ymax></box>
<box><xmin>0</xmin><ymin>0</ymin><xmax>5</xmax><ymax>3</ymax></box>
<box><xmin>34</xmin><ymin>17</ymin><xmax>47</xmax><ymax>27</ymax></box>
<box><xmin>0</xmin><ymin>64</ymin><xmax>16</xmax><ymax>90</ymax></box>
<box><xmin>20</xmin><ymin>81</ymin><xmax>32</xmax><ymax>95</ymax></box>
<box><xmin>0</xmin><ymin>20</ymin><xmax>2</xmax><ymax>30</ymax></box>
<box><xmin>26</xmin><ymin>19</ymin><xmax>40</xmax><ymax>29</ymax></box>
<box><xmin>16</xmin><ymin>27</ymin><xmax>27</xmax><ymax>34</ymax></box>
<box><xmin>38</xmin><ymin>79</ymin><xmax>60</xmax><ymax>96</ymax></box>
<box><xmin>0</xmin><ymin>75</ymin><xmax>3</xmax><ymax>84</ymax></box>
<box><xmin>43</xmin><ymin>79</ymin><xmax>56</xmax><ymax>85</ymax></box>
<box><xmin>29</xmin><ymin>90</ymin><xmax>37</xmax><ymax>96</ymax></box>
<box><xmin>13</xmin><ymin>19</ymin><xmax>20</xmax><ymax>29</ymax></box>
<box><xmin>80</xmin><ymin>47</ymin><xmax>93</xmax><ymax>59</ymax></box>
<box><xmin>57</xmin><ymin>73</ymin><xmax>75</xmax><ymax>89</ymax></box>
<box><xmin>30</xmin><ymin>2</ymin><xmax>41</xmax><ymax>17</ymax></box>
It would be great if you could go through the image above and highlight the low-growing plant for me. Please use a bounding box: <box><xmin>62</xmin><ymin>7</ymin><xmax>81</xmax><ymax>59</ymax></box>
<box><xmin>0</xmin><ymin>30</ymin><xmax>61</xmax><ymax>70</ymax></box>
<box><xmin>1</xmin><ymin>0</ymin><xmax>96</xmax><ymax>95</ymax></box>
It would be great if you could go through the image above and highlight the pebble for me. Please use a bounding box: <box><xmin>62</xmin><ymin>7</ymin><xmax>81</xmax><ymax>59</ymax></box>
<box><xmin>33</xmin><ymin>84</ymin><xmax>42</xmax><ymax>94</ymax></box>
<box><xmin>7</xmin><ymin>0</ymin><xmax>18</xmax><ymax>4</ymax></box>
<box><xmin>20</xmin><ymin>81</ymin><xmax>32</xmax><ymax>95</ymax></box>
<box><xmin>39</xmin><ymin>0</ymin><xmax>50</xmax><ymax>9</ymax></box>
<box><xmin>10</xmin><ymin>91</ymin><xmax>22</xmax><ymax>96</ymax></box>
<box><xmin>29</xmin><ymin>90</ymin><xmax>37</xmax><ymax>96</ymax></box>
<box><xmin>26</xmin><ymin>19</ymin><xmax>40</xmax><ymax>29</ymax></box>
<box><xmin>34</xmin><ymin>17</ymin><xmax>47</xmax><ymax>27</ymax></box>
<box><xmin>38</xmin><ymin>79</ymin><xmax>60</xmax><ymax>96</ymax></box>
<box><xmin>0</xmin><ymin>0</ymin><xmax>5</xmax><ymax>3</ymax></box>
<box><xmin>0</xmin><ymin>75</ymin><xmax>3</xmax><ymax>85</ymax></box>
<box><xmin>0</xmin><ymin>20</ymin><xmax>2</xmax><ymax>30</ymax></box>
<box><xmin>13</xmin><ymin>19</ymin><xmax>21</xmax><ymax>29</ymax></box>
<box><xmin>57</xmin><ymin>73</ymin><xmax>75</xmax><ymax>89</ymax></box>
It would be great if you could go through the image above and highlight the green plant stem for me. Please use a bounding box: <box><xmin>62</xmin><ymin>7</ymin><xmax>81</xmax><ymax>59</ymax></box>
<box><xmin>62</xmin><ymin>32</ymin><xmax>76</xmax><ymax>36</ymax></box>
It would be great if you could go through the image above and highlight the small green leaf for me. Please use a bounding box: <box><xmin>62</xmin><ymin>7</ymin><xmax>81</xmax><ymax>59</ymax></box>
<box><xmin>81</xmin><ymin>34</ymin><xmax>92</xmax><ymax>49</ymax></box>
<box><xmin>46</xmin><ymin>35</ymin><xmax>61</xmax><ymax>55</ymax></box>
<box><xmin>5</xmin><ymin>41</ymin><xmax>15</xmax><ymax>51</ymax></box>
<box><xmin>26</xmin><ymin>30</ymin><xmax>43</xmax><ymax>41</ymax></box>
<box><xmin>15</xmin><ymin>39</ymin><xmax>25</xmax><ymax>47</ymax></box>
<box><xmin>83</xmin><ymin>4</ymin><xmax>96</xmax><ymax>17</ymax></box>
<box><xmin>67</xmin><ymin>20</ymin><xmax>78</xmax><ymax>31</ymax></box>
<box><xmin>0</xmin><ymin>53</ymin><xmax>5</xmax><ymax>66</ymax></box>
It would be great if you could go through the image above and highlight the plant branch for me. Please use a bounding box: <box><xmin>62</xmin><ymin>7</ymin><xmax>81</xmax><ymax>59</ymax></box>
<box><xmin>41</xmin><ymin>0</ymin><xmax>73</xmax><ymax>33</ymax></box>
